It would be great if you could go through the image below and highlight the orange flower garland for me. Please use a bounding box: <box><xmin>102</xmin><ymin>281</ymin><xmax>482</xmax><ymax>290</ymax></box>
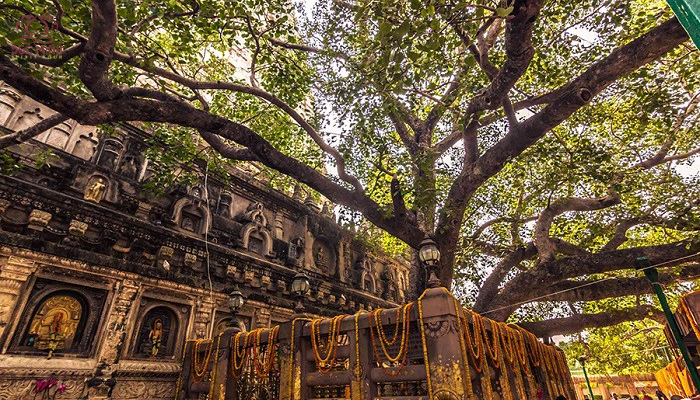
<box><xmin>310</xmin><ymin>315</ymin><xmax>345</xmax><ymax>373</ymax></box>
<box><xmin>369</xmin><ymin>303</ymin><xmax>413</xmax><ymax>376</ymax></box>
<box><xmin>191</xmin><ymin>338</ymin><xmax>214</xmax><ymax>383</ymax></box>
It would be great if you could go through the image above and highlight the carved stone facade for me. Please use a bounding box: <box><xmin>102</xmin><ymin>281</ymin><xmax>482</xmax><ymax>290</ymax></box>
<box><xmin>0</xmin><ymin>85</ymin><xmax>409</xmax><ymax>398</ymax></box>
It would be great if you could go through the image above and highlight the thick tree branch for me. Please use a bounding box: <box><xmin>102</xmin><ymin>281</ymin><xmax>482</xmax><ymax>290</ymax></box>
<box><xmin>486</xmin><ymin>238</ymin><xmax>700</xmax><ymax>320</ymax></box>
<box><xmin>518</xmin><ymin>305</ymin><xmax>665</xmax><ymax>337</ymax></box>
<box><xmin>110</xmin><ymin>52</ymin><xmax>365</xmax><ymax>193</ymax></box>
<box><xmin>601</xmin><ymin>218</ymin><xmax>641</xmax><ymax>251</ymax></box>
<box><xmin>533</xmin><ymin>191</ymin><xmax>620</xmax><ymax>262</ymax></box>
<box><xmin>4</xmin><ymin>43</ymin><xmax>84</xmax><ymax>67</ymax></box>
<box><xmin>434</xmin><ymin>18</ymin><xmax>689</xmax><ymax>287</ymax></box>
<box><xmin>0</xmin><ymin>53</ymin><xmax>425</xmax><ymax>248</ymax></box>
<box><xmin>472</xmin><ymin>242</ymin><xmax>537</xmax><ymax>312</ymax></box>
<box><xmin>0</xmin><ymin>114</ymin><xmax>69</xmax><ymax>149</ymax></box>
<box><xmin>534</xmin><ymin>263</ymin><xmax>700</xmax><ymax>303</ymax></box>
<box><xmin>79</xmin><ymin>0</ymin><xmax>121</xmax><ymax>101</ymax></box>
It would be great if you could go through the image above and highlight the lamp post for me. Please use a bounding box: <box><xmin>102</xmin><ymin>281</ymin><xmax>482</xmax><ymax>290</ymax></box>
<box><xmin>636</xmin><ymin>256</ymin><xmax>700</xmax><ymax>393</ymax></box>
<box><xmin>291</xmin><ymin>271</ymin><xmax>310</xmax><ymax>319</ymax></box>
<box><xmin>228</xmin><ymin>285</ymin><xmax>245</xmax><ymax>333</ymax></box>
<box><xmin>579</xmin><ymin>356</ymin><xmax>595</xmax><ymax>400</ymax></box>
<box><xmin>418</xmin><ymin>236</ymin><xmax>441</xmax><ymax>288</ymax></box>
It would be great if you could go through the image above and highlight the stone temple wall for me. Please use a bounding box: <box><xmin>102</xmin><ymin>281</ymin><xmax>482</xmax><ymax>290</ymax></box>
<box><xmin>0</xmin><ymin>82</ymin><xmax>410</xmax><ymax>399</ymax></box>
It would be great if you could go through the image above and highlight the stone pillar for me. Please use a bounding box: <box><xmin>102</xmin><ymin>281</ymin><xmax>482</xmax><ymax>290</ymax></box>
<box><xmin>97</xmin><ymin>279</ymin><xmax>140</xmax><ymax>366</ymax></box>
<box><xmin>255</xmin><ymin>307</ymin><xmax>271</xmax><ymax>329</ymax></box>
<box><xmin>193</xmin><ymin>298</ymin><xmax>215</xmax><ymax>339</ymax></box>
<box><xmin>0</xmin><ymin>256</ymin><xmax>36</xmax><ymax>343</ymax></box>
<box><xmin>85</xmin><ymin>279</ymin><xmax>140</xmax><ymax>400</ymax></box>
<box><xmin>418</xmin><ymin>287</ymin><xmax>471</xmax><ymax>400</ymax></box>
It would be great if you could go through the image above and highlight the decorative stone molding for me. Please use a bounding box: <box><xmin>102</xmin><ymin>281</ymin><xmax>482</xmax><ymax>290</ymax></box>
<box><xmin>111</xmin><ymin>379</ymin><xmax>176</xmax><ymax>400</ymax></box>
<box><xmin>0</xmin><ymin>378</ymin><xmax>85</xmax><ymax>399</ymax></box>
<box><xmin>116</xmin><ymin>360</ymin><xmax>182</xmax><ymax>374</ymax></box>
<box><xmin>27</xmin><ymin>209</ymin><xmax>52</xmax><ymax>231</ymax></box>
<box><xmin>0</xmin><ymin>257</ymin><xmax>37</xmax><ymax>339</ymax></box>
<box><xmin>98</xmin><ymin>279</ymin><xmax>140</xmax><ymax>368</ymax></box>
<box><xmin>244</xmin><ymin>270</ymin><xmax>255</xmax><ymax>284</ymax></box>
<box><xmin>193</xmin><ymin>298</ymin><xmax>215</xmax><ymax>339</ymax></box>
<box><xmin>68</xmin><ymin>219</ymin><xmax>88</xmax><ymax>236</ymax></box>
<box><xmin>0</xmin><ymin>199</ymin><xmax>10</xmax><ymax>215</ymax></box>
<box><xmin>183</xmin><ymin>253</ymin><xmax>197</xmax><ymax>267</ymax></box>
<box><xmin>157</xmin><ymin>246</ymin><xmax>174</xmax><ymax>260</ymax></box>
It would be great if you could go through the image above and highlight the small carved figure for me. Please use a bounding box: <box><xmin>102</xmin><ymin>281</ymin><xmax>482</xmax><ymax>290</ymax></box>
<box><xmin>181</xmin><ymin>217</ymin><xmax>194</xmax><ymax>231</ymax></box>
<box><xmin>316</xmin><ymin>246</ymin><xmax>326</xmax><ymax>268</ymax></box>
<box><xmin>84</xmin><ymin>177</ymin><xmax>106</xmax><ymax>203</ymax></box>
<box><xmin>148</xmin><ymin>319</ymin><xmax>163</xmax><ymax>358</ymax></box>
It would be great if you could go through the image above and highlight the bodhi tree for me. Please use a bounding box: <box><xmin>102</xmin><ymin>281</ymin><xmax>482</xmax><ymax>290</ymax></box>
<box><xmin>0</xmin><ymin>0</ymin><xmax>698</xmax><ymax>337</ymax></box>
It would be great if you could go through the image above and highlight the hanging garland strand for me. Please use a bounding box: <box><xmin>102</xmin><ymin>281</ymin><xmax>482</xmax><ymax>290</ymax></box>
<box><xmin>191</xmin><ymin>338</ymin><xmax>215</xmax><ymax>383</ymax></box>
<box><xmin>310</xmin><ymin>315</ymin><xmax>346</xmax><ymax>374</ymax></box>
<box><xmin>368</xmin><ymin>303</ymin><xmax>413</xmax><ymax>376</ymax></box>
<box><xmin>462</xmin><ymin>309</ymin><xmax>485</xmax><ymax>373</ymax></box>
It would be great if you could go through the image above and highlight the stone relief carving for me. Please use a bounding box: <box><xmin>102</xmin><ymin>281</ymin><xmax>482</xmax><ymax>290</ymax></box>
<box><xmin>0</xmin><ymin>257</ymin><xmax>37</xmax><ymax>339</ymax></box>
<box><xmin>84</xmin><ymin>176</ymin><xmax>107</xmax><ymax>203</ymax></box>
<box><xmin>98</xmin><ymin>279</ymin><xmax>140</xmax><ymax>367</ymax></box>
<box><xmin>286</xmin><ymin>237</ymin><xmax>304</xmax><ymax>267</ymax></box>
<box><xmin>312</xmin><ymin>237</ymin><xmax>336</xmax><ymax>275</ymax></box>
<box><xmin>28</xmin><ymin>209</ymin><xmax>52</xmax><ymax>230</ymax></box>
<box><xmin>170</xmin><ymin>197</ymin><xmax>211</xmax><ymax>235</ymax></box>
<box><xmin>239</xmin><ymin>202</ymin><xmax>273</xmax><ymax>257</ymax></box>
<box><xmin>0</xmin><ymin>378</ymin><xmax>85</xmax><ymax>399</ymax></box>
<box><xmin>112</xmin><ymin>379</ymin><xmax>176</xmax><ymax>399</ymax></box>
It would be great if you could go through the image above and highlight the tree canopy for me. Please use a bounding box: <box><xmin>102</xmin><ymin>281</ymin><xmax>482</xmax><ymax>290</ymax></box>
<box><xmin>0</xmin><ymin>0</ymin><xmax>698</xmax><ymax>336</ymax></box>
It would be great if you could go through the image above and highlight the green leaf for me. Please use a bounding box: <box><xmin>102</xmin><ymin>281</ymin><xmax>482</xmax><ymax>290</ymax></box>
<box><xmin>496</xmin><ymin>6</ymin><xmax>513</xmax><ymax>17</ymax></box>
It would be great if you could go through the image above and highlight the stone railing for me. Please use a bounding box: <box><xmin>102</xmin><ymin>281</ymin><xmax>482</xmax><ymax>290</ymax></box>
<box><xmin>175</xmin><ymin>288</ymin><xmax>576</xmax><ymax>400</ymax></box>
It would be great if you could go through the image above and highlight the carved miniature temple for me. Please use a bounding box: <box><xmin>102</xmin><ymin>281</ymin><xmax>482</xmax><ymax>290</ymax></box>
<box><xmin>0</xmin><ymin>82</ymin><xmax>409</xmax><ymax>399</ymax></box>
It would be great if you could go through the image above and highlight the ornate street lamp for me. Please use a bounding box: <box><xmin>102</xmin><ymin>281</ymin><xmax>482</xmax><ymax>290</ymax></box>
<box><xmin>418</xmin><ymin>236</ymin><xmax>441</xmax><ymax>288</ymax></box>
<box><xmin>291</xmin><ymin>271</ymin><xmax>311</xmax><ymax>317</ymax></box>
<box><xmin>579</xmin><ymin>356</ymin><xmax>595</xmax><ymax>400</ymax></box>
<box><xmin>227</xmin><ymin>285</ymin><xmax>245</xmax><ymax>332</ymax></box>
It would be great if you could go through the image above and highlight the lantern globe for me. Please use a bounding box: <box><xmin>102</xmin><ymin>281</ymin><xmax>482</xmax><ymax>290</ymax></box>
<box><xmin>418</xmin><ymin>237</ymin><xmax>440</xmax><ymax>266</ymax></box>
<box><xmin>228</xmin><ymin>287</ymin><xmax>245</xmax><ymax>311</ymax></box>
<box><xmin>291</xmin><ymin>272</ymin><xmax>310</xmax><ymax>296</ymax></box>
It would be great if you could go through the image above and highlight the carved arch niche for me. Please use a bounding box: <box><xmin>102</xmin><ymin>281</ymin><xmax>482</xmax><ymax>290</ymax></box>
<box><xmin>355</xmin><ymin>257</ymin><xmax>377</xmax><ymax>294</ymax></box>
<box><xmin>126</xmin><ymin>298</ymin><xmax>189</xmax><ymax>361</ymax></box>
<box><xmin>12</xmin><ymin>107</ymin><xmax>45</xmax><ymax>138</ymax></box>
<box><xmin>68</xmin><ymin>125</ymin><xmax>99</xmax><ymax>160</ymax></box>
<box><xmin>171</xmin><ymin>196</ymin><xmax>211</xmax><ymax>236</ymax></box>
<box><xmin>238</xmin><ymin>202</ymin><xmax>273</xmax><ymax>257</ymax></box>
<box><xmin>9</xmin><ymin>278</ymin><xmax>108</xmax><ymax>357</ymax></box>
<box><xmin>313</xmin><ymin>237</ymin><xmax>337</xmax><ymax>276</ymax></box>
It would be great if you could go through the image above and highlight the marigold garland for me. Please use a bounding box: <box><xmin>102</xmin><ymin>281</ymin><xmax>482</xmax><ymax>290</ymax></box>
<box><xmin>310</xmin><ymin>315</ymin><xmax>346</xmax><ymax>373</ymax></box>
<box><xmin>230</xmin><ymin>331</ymin><xmax>249</xmax><ymax>379</ymax></box>
<box><xmin>191</xmin><ymin>338</ymin><xmax>215</xmax><ymax>383</ymax></box>
<box><xmin>368</xmin><ymin>303</ymin><xmax>413</xmax><ymax>376</ymax></box>
<box><xmin>480</xmin><ymin>318</ymin><xmax>501</xmax><ymax>369</ymax></box>
<box><xmin>462</xmin><ymin>309</ymin><xmax>485</xmax><ymax>373</ymax></box>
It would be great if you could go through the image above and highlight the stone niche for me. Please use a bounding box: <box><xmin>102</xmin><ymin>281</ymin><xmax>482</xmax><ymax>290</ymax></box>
<box><xmin>312</xmin><ymin>236</ymin><xmax>337</xmax><ymax>276</ymax></box>
<box><xmin>6</xmin><ymin>277</ymin><xmax>109</xmax><ymax>358</ymax></box>
<box><xmin>122</xmin><ymin>297</ymin><xmax>190</xmax><ymax>362</ymax></box>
